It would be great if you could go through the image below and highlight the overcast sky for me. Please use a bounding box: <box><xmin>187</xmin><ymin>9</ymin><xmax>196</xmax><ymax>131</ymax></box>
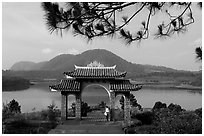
<box><xmin>2</xmin><ymin>2</ymin><xmax>202</xmax><ymax>71</ymax></box>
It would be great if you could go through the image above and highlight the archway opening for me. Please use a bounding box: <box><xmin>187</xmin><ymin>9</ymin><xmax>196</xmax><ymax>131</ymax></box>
<box><xmin>67</xmin><ymin>94</ymin><xmax>76</xmax><ymax>119</ymax></box>
<box><xmin>114</xmin><ymin>94</ymin><xmax>125</xmax><ymax>121</ymax></box>
<box><xmin>81</xmin><ymin>84</ymin><xmax>110</xmax><ymax>121</ymax></box>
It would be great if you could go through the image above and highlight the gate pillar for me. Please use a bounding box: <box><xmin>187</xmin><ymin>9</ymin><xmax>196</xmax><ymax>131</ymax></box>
<box><xmin>110</xmin><ymin>91</ymin><xmax>115</xmax><ymax>121</ymax></box>
<box><xmin>61</xmin><ymin>93</ymin><xmax>67</xmax><ymax>121</ymax></box>
<box><xmin>124</xmin><ymin>92</ymin><xmax>131</xmax><ymax>126</ymax></box>
<box><xmin>75</xmin><ymin>93</ymin><xmax>81</xmax><ymax>120</ymax></box>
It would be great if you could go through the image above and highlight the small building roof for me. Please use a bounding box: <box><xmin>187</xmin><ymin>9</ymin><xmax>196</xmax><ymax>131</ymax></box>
<box><xmin>49</xmin><ymin>79</ymin><xmax>80</xmax><ymax>91</ymax></box>
<box><xmin>63</xmin><ymin>65</ymin><xmax>127</xmax><ymax>79</ymax></box>
<box><xmin>49</xmin><ymin>79</ymin><xmax>142</xmax><ymax>92</ymax></box>
<box><xmin>110</xmin><ymin>80</ymin><xmax>142</xmax><ymax>91</ymax></box>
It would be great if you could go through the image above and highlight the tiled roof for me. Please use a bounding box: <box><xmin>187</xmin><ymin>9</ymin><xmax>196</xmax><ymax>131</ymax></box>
<box><xmin>64</xmin><ymin>67</ymin><xmax>127</xmax><ymax>78</ymax></box>
<box><xmin>49</xmin><ymin>79</ymin><xmax>80</xmax><ymax>91</ymax></box>
<box><xmin>50</xmin><ymin>79</ymin><xmax>141</xmax><ymax>92</ymax></box>
<box><xmin>110</xmin><ymin>80</ymin><xmax>142</xmax><ymax>91</ymax></box>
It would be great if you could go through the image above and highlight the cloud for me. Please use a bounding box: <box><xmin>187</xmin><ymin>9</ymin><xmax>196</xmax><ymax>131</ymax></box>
<box><xmin>68</xmin><ymin>49</ymin><xmax>80</xmax><ymax>55</ymax></box>
<box><xmin>42</xmin><ymin>48</ymin><xmax>52</xmax><ymax>54</ymax></box>
<box><xmin>194</xmin><ymin>38</ymin><xmax>202</xmax><ymax>47</ymax></box>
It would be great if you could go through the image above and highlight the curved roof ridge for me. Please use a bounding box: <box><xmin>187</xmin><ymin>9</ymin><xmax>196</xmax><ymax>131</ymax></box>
<box><xmin>74</xmin><ymin>65</ymin><xmax>116</xmax><ymax>69</ymax></box>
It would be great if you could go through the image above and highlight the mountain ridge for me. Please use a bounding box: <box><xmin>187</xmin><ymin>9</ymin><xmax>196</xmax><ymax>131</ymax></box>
<box><xmin>10</xmin><ymin>49</ymin><xmax>189</xmax><ymax>73</ymax></box>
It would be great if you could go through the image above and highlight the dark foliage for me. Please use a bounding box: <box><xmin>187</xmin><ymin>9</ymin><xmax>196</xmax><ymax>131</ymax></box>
<box><xmin>168</xmin><ymin>103</ymin><xmax>184</xmax><ymax>112</ymax></box>
<box><xmin>133</xmin><ymin>125</ymin><xmax>160</xmax><ymax>134</ymax></box>
<box><xmin>46</xmin><ymin>103</ymin><xmax>59</xmax><ymax>122</ymax></box>
<box><xmin>81</xmin><ymin>101</ymin><xmax>91</xmax><ymax>117</ymax></box>
<box><xmin>130</xmin><ymin>118</ymin><xmax>142</xmax><ymax>127</ymax></box>
<box><xmin>120</xmin><ymin>93</ymin><xmax>142</xmax><ymax>110</ymax></box>
<box><xmin>153</xmin><ymin>109</ymin><xmax>202</xmax><ymax>134</ymax></box>
<box><xmin>98</xmin><ymin>101</ymin><xmax>106</xmax><ymax>108</ymax></box>
<box><xmin>2</xmin><ymin>99</ymin><xmax>21</xmax><ymax>123</ymax></box>
<box><xmin>125</xmin><ymin>127</ymin><xmax>136</xmax><ymax>134</ymax></box>
<box><xmin>152</xmin><ymin>101</ymin><xmax>167</xmax><ymax>110</ymax></box>
<box><xmin>127</xmin><ymin>102</ymin><xmax>202</xmax><ymax>134</ymax></box>
<box><xmin>4</xmin><ymin>114</ymin><xmax>57</xmax><ymax>134</ymax></box>
<box><xmin>70</xmin><ymin>102</ymin><xmax>76</xmax><ymax>116</ymax></box>
<box><xmin>119</xmin><ymin>96</ymin><xmax>125</xmax><ymax>110</ymax></box>
<box><xmin>3</xmin><ymin>100</ymin><xmax>60</xmax><ymax>134</ymax></box>
<box><xmin>114</xmin><ymin>109</ymin><xmax>124</xmax><ymax>121</ymax></box>
<box><xmin>2</xmin><ymin>76</ymin><xmax>30</xmax><ymax>91</ymax></box>
<box><xmin>132</xmin><ymin>111</ymin><xmax>155</xmax><ymax>125</ymax></box>
<box><xmin>41</xmin><ymin>2</ymin><xmax>199</xmax><ymax>44</ymax></box>
<box><xmin>195</xmin><ymin>47</ymin><xmax>202</xmax><ymax>61</ymax></box>
<box><xmin>8</xmin><ymin>99</ymin><xmax>21</xmax><ymax>114</ymax></box>
<box><xmin>71</xmin><ymin>101</ymin><xmax>91</xmax><ymax>117</ymax></box>
<box><xmin>195</xmin><ymin>108</ymin><xmax>202</xmax><ymax>117</ymax></box>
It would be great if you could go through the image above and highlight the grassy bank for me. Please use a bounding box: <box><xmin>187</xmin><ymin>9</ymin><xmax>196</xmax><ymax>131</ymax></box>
<box><xmin>142</xmin><ymin>83</ymin><xmax>202</xmax><ymax>91</ymax></box>
<box><xmin>2</xmin><ymin>76</ymin><xmax>30</xmax><ymax>91</ymax></box>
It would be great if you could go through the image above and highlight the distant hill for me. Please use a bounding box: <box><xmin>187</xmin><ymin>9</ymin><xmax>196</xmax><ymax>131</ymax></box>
<box><xmin>7</xmin><ymin>49</ymin><xmax>201</xmax><ymax>86</ymax></box>
<box><xmin>10</xmin><ymin>49</ymin><xmax>178</xmax><ymax>74</ymax></box>
<box><xmin>10</xmin><ymin>61</ymin><xmax>47</xmax><ymax>71</ymax></box>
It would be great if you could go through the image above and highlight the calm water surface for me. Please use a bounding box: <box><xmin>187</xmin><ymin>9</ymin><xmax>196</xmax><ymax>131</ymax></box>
<box><xmin>2</xmin><ymin>82</ymin><xmax>202</xmax><ymax>113</ymax></box>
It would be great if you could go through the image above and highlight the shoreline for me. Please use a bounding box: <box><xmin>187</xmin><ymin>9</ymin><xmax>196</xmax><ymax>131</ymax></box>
<box><xmin>142</xmin><ymin>84</ymin><xmax>202</xmax><ymax>91</ymax></box>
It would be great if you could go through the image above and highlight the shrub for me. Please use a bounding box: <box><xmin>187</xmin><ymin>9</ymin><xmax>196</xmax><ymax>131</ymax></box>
<box><xmin>125</xmin><ymin>127</ymin><xmax>136</xmax><ymax>134</ymax></box>
<box><xmin>3</xmin><ymin>103</ymin><xmax>12</xmax><ymax>123</ymax></box>
<box><xmin>25</xmin><ymin>112</ymin><xmax>42</xmax><ymax>120</ymax></box>
<box><xmin>153</xmin><ymin>109</ymin><xmax>202</xmax><ymax>134</ymax></box>
<box><xmin>39</xmin><ymin>104</ymin><xmax>60</xmax><ymax>121</ymax></box>
<box><xmin>134</xmin><ymin>125</ymin><xmax>160</xmax><ymax>134</ymax></box>
<box><xmin>67</xmin><ymin>109</ymin><xmax>75</xmax><ymax>117</ymax></box>
<box><xmin>81</xmin><ymin>101</ymin><xmax>90</xmax><ymax>117</ymax></box>
<box><xmin>133</xmin><ymin>111</ymin><xmax>155</xmax><ymax>125</ymax></box>
<box><xmin>2</xmin><ymin>100</ymin><xmax>21</xmax><ymax>123</ymax></box>
<box><xmin>168</xmin><ymin>103</ymin><xmax>183</xmax><ymax>112</ymax></box>
<box><xmin>195</xmin><ymin>108</ymin><xmax>202</xmax><ymax>117</ymax></box>
<box><xmin>2</xmin><ymin>101</ymin><xmax>60</xmax><ymax>134</ymax></box>
<box><xmin>152</xmin><ymin>101</ymin><xmax>167</xmax><ymax>111</ymax></box>
<box><xmin>120</xmin><ymin>93</ymin><xmax>142</xmax><ymax>110</ymax></box>
<box><xmin>4</xmin><ymin>114</ymin><xmax>58</xmax><ymax>134</ymax></box>
<box><xmin>114</xmin><ymin>109</ymin><xmax>124</xmax><ymax>121</ymax></box>
<box><xmin>71</xmin><ymin>101</ymin><xmax>91</xmax><ymax>117</ymax></box>
<box><xmin>47</xmin><ymin>103</ymin><xmax>59</xmax><ymax>122</ymax></box>
<box><xmin>4</xmin><ymin>114</ymin><xmax>30</xmax><ymax>134</ymax></box>
<box><xmin>131</xmin><ymin>107</ymin><xmax>143</xmax><ymax>117</ymax></box>
<box><xmin>130</xmin><ymin>119</ymin><xmax>142</xmax><ymax>127</ymax></box>
<box><xmin>40</xmin><ymin>110</ymin><xmax>49</xmax><ymax>120</ymax></box>
<box><xmin>98</xmin><ymin>101</ymin><xmax>106</xmax><ymax>109</ymax></box>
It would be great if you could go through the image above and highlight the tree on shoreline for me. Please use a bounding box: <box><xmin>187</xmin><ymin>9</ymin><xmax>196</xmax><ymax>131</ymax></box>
<box><xmin>120</xmin><ymin>93</ymin><xmax>142</xmax><ymax>110</ymax></box>
<box><xmin>195</xmin><ymin>47</ymin><xmax>202</xmax><ymax>61</ymax></box>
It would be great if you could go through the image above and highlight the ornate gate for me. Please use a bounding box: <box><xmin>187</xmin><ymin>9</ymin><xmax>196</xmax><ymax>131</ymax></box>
<box><xmin>50</xmin><ymin>64</ymin><xmax>142</xmax><ymax>125</ymax></box>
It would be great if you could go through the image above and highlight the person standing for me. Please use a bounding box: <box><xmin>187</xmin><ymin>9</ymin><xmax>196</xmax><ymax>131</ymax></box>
<box><xmin>104</xmin><ymin>106</ymin><xmax>110</xmax><ymax>121</ymax></box>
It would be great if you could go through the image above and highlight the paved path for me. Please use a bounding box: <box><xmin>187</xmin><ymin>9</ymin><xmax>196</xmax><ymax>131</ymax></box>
<box><xmin>49</xmin><ymin>110</ymin><xmax>124</xmax><ymax>134</ymax></box>
<box><xmin>49</xmin><ymin>123</ymin><xmax>124</xmax><ymax>134</ymax></box>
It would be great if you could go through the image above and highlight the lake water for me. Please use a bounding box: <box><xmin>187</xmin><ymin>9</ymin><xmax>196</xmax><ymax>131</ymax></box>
<box><xmin>2</xmin><ymin>82</ymin><xmax>202</xmax><ymax>113</ymax></box>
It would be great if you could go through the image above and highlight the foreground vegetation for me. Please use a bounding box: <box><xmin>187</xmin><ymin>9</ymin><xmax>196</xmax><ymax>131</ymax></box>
<box><xmin>2</xmin><ymin>76</ymin><xmax>30</xmax><ymax>91</ymax></box>
<box><xmin>124</xmin><ymin>101</ymin><xmax>202</xmax><ymax>134</ymax></box>
<box><xmin>2</xmin><ymin>99</ymin><xmax>202</xmax><ymax>134</ymax></box>
<box><xmin>2</xmin><ymin>100</ymin><xmax>60</xmax><ymax>134</ymax></box>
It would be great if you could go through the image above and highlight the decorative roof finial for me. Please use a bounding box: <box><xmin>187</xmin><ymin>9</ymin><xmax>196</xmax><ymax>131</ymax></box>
<box><xmin>87</xmin><ymin>61</ymin><xmax>104</xmax><ymax>67</ymax></box>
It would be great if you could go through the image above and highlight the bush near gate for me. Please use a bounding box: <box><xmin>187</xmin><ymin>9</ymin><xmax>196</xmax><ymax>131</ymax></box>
<box><xmin>126</xmin><ymin>102</ymin><xmax>202</xmax><ymax>134</ymax></box>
